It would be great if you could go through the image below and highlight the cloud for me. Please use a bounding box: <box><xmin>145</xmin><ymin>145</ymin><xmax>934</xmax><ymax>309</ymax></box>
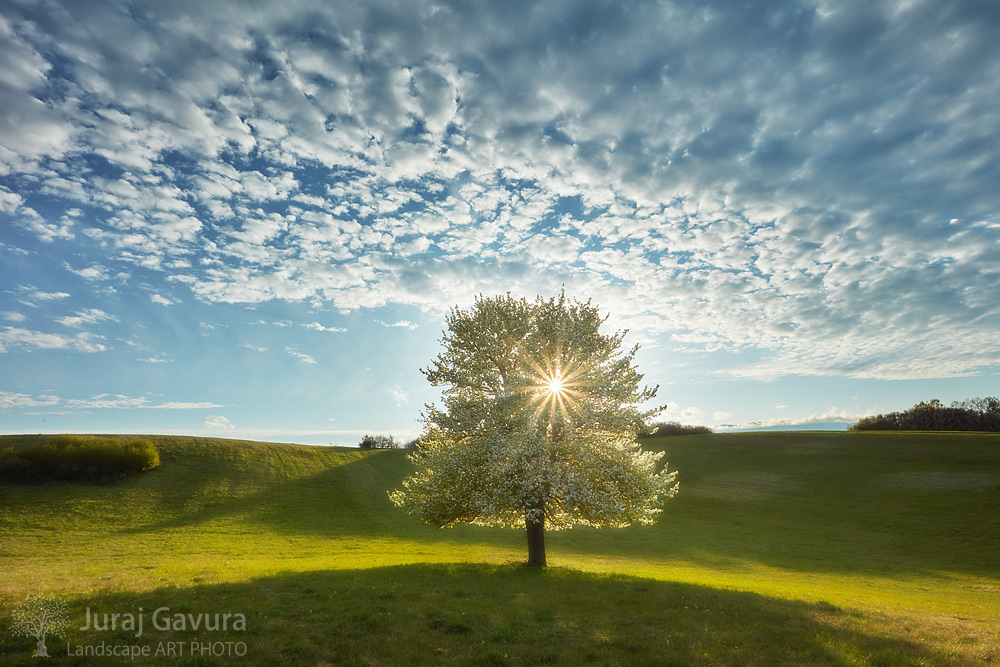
<box><xmin>205</xmin><ymin>415</ymin><xmax>235</xmax><ymax>429</ymax></box>
<box><xmin>1</xmin><ymin>0</ymin><xmax>998</xmax><ymax>382</ymax></box>
<box><xmin>387</xmin><ymin>384</ymin><xmax>409</xmax><ymax>406</ymax></box>
<box><xmin>681</xmin><ymin>407</ymin><xmax>705</xmax><ymax>423</ymax></box>
<box><xmin>719</xmin><ymin>408</ymin><xmax>863</xmax><ymax>431</ymax></box>
<box><xmin>159</xmin><ymin>401</ymin><xmax>225</xmax><ymax>410</ymax></box>
<box><xmin>377</xmin><ymin>319</ymin><xmax>418</xmax><ymax>330</ymax></box>
<box><xmin>0</xmin><ymin>327</ymin><xmax>106</xmax><ymax>353</ymax></box>
<box><xmin>138</xmin><ymin>357</ymin><xmax>171</xmax><ymax>364</ymax></box>
<box><xmin>150</xmin><ymin>294</ymin><xmax>174</xmax><ymax>306</ymax></box>
<box><xmin>16</xmin><ymin>287</ymin><xmax>70</xmax><ymax>305</ymax></box>
<box><xmin>16</xmin><ymin>210</ymin><xmax>75</xmax><ymax>242</ymax></box>
<box><xmin>303</xmin><ymin>322</ymin><xmax>347</xmax><ymax>333</ymax></box>
<box><xmin>286</xmin><ymin>347</ymin><xmax>317</xmax><ymax>364</ymax></box>
<box><xmin>0</xmin><ymin>391</ymin><xmax>60</xmax><ymax>410</ymax></box>
<box><xmin>0</xmin><ymin>391</ymin><xmax>222</xmax><ymax>411</ymax></box>
<box><xmin>62</xmin><ymin>394</ymin><xmax>223</xmax><ymax>410</ymax></box>
<box><xmin>67</xmin><ymin>264</ymin><xmax>108</xmax><ymax>281</ymax></box>
<box><xmin>659</xmin><ymin>402</ymin><xmax>707</xmax><ymax>424</ymax></box>
<box><xmin>56</xmin><ymin>308</ymin><xmax>119</xmax><ymax>328</ymax></box>
<box><xmin>65</xmin><ymin>394</ymin><xmax>150</xmax><ymax>409</ymax></box>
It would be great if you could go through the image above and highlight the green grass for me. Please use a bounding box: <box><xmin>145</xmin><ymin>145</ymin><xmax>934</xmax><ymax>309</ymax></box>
<box><xmin>0</xmin><ymin>431</ymin><xmax>998</xmax><ymax>665</ymax></box>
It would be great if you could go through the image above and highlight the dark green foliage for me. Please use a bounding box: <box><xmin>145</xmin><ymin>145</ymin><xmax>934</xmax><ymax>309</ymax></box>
<box><xmin>639</xmin><ymin>421</ymin><xmax>714</xmax><ymax>438</ymax></box>
<box><xmin>849</xmin><ymin>397</ymin><xmax>1000</xmax><ymax>432</ymax></box>
<box><xmin>0</xmin><ymin>435</ymin><xmax>160</xmax><ymax>483</ymax></box>
<box><xmin>358</xmin><ymin>434</ymin><xmax>400</xmax><ymax>449</ymax></box>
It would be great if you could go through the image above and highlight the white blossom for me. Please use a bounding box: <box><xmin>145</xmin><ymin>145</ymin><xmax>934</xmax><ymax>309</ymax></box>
<box><xmin>391</xmin><ymin>293</ymin><xmax>678</xmax><ymax>560</ymax></box>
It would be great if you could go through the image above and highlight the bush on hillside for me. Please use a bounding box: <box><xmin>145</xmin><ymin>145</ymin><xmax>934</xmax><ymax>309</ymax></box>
<box><xmin>358</xmin><ymin>434</ymin><xmax>401</xmax><ymax>449</ymax></box>
<box><xmin>0</xmin><ymin>435</ymin><xmax>160</xmax><ymax>484</ymax></box>
<box><xmin>638</xmin><ymin>421</ymin><xmax>714</xmax><ymax>438</ymax></box>
<box><xmin>848</xmin><ymin>397</ymin><xmax>1000</xmax><ymax>432</ymax></box>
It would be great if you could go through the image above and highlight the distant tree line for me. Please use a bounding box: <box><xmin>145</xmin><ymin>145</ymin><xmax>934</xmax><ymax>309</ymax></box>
<box><xmin>848</xmin><ymin>397</ymin><xmax>1000</xmax><ymax>432</ymax></box>
<box><xmin>357</xmin><ymin>434</ymin><xmax>422</xmax><ymax>450</ymax></box>
<box><xmin>358</xmin><ymin>434</ymin><xmax>400</xmax><ymax>449</ymax></box>
<box><xmin>638</xmin><ymin>421</ymin><xmax>714</xmax><ymax>438</ymax></box>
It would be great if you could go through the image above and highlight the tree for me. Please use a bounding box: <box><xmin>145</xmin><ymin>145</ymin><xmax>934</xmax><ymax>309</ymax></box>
<box><xmin>12</xmin><ymin>593</ymin><xmax>70</xmax><ymax>657</ymax></box>
<box><xmin>390</xmin><ymin>293</ymin><xmax>678</xmax><ymax>566</ymax></box>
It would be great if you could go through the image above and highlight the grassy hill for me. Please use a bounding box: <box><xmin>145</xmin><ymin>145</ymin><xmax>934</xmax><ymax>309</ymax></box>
<box><xmin>0</xmin><ymin>431</ymin><xmax>997</xmax><ymax>665</ymax></box>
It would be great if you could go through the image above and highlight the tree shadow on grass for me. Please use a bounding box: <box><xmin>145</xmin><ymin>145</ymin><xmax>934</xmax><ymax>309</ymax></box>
<box><xmin>2</xmin><ymin>563</ymin><xmax>990</xmax><ymax>666</ymax></box>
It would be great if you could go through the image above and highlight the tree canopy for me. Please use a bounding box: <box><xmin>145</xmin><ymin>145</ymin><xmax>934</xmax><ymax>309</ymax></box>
<box><xmin>390</xmin><ymin>293</ymin><xmax>678</xmax><ymax>566</ymax></box>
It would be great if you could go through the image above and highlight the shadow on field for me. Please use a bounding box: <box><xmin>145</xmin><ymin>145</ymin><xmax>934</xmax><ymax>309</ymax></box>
<box><xmin>124</xmin><ymin>441</ymin><xmax>1000</xmax><ymax>579</ymax></box>
<box><xmin>1</xmin><ymin>563</ymin><xmax>982</xmax><ymax>667</ymax></box>
<box><xmin>123</xmin><ymin>450</ymin><xmax>521</xmax><ymax>551</ymax></box>
<box><xmin>124</xmin><ymin>449</ymin><xmax>414</xmax><ymax>535</ymax></box>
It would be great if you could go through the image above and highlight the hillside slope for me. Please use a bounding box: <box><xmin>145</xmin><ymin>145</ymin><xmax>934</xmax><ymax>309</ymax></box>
<box><xmin>1</xmin><ymin>432</ymin><xmax>998</xmax><ymax>665</ymax></box>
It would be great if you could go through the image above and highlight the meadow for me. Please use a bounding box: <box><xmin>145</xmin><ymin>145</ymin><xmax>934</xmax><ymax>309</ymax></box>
<box><xmin>0</xmin><ymin>431</ymin><xmax>997</xmax><ymax>666</ymax></box>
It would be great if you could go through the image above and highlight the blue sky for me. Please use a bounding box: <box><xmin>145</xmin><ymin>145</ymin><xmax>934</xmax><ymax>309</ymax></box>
<box><xmin>1</xmin><ymin>0</ymin><xmax>998</xmax><ymax>445</ymax></box>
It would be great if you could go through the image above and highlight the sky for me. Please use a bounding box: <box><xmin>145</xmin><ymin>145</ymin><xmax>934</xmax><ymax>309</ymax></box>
<box><xmin>1</xmin><ymin>0</ymin><xmax>998</xmax><ymax>445</ymax></box>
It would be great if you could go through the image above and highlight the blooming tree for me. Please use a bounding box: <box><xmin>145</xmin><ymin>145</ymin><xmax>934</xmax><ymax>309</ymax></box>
<box><xmin>391</xmin><ymin>292</ymin><xmax>678</xmax><ymax>566</ymax></box>
<box><xmin>12</xmin><ymin>593</ymin><xmax>71</xmax><ymax>657</ymax></box>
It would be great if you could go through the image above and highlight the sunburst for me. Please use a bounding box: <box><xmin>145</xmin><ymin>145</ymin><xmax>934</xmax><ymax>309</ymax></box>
<box><xmin>518</xmin><ymin>345</ymin><xmax>587</xmax><ymax>427</ymax></box>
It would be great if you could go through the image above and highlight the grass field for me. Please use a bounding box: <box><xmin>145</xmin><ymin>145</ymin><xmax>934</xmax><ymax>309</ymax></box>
<box><xmin>0</xmin><ymin>431</ymin><xmax>997</xmax><ymax>665</ymax></box>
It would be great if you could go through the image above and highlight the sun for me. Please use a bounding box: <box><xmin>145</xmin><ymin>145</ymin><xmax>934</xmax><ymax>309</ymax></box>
<box><xmin>546</xmin><ymin>375</ymin><xmax>565</xmax><ymax>395</ymax></box>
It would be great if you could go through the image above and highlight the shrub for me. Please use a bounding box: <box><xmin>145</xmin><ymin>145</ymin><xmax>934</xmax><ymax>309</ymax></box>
<box><xmin>638</xmin><ymin>422</ymin><xmax>714</xmax><ymax>438</ymax></box>
<box><xmin>0</xmin><ymin>435</ymin><xmax>160</xmax><ymax>484</ymax></box>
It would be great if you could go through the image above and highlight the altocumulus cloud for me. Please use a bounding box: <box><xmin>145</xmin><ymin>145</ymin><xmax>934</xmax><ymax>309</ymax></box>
<box><xmin>0</xmin><ymin>0</ymin><xmax>998</xmax><ymax>382</ymax></box>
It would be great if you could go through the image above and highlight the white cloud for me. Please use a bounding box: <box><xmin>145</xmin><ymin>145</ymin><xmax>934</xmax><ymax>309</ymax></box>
<box><xmin>0</xmin><ymin>327</ymin><xmax>106</xmax><ymax>353</ymax></box>
<box><xmin>6</xmin><ymin>392</ymin><xmax>222</xmax><ymax>410</ymax></box>
<box><xmin>17</xmin><ymin>287</ymin><xmax>70</xmax><ymax>304</ymax></box>
<box><xmin>0</xmin><ymin>186</ymin><xmax>23</xmax><ymax>213</ymax></box>
<box><xmin>56</xmin><ymin>308</ymin><xmax>118</xmax><ymax>328</ymax></box>
<box><xmin>720</xmin><ymin>408</ymin><xmax>861</xmax><ymax>431</ymax></box>
<box><xmin>286</xmin><ymin>347</ymin><xmax>317</xmax><ymax>364</ymax></box>
<box><xmin>0</xmin><ymin>391</ymin><xmax>60</xmax><ymax>410</ymax></box>
<box><xmin>66</xmin><ymin>394</ymin><xmax>150</xmax><ymax>409</ymax></box>
<box><xmin>205</xmin><ymin>415</ymin><xmax>235</xmax><ymax>429</ymax></box>
<box><xmin>387</xmin><ymin>384</ymin><xmax>409</xmax><ymax>406</ymax></box>
<box><xmin>680</xmin><ymin>407</ymin><xmax>705</xmax><ymax>423</ymax></box>
<box><xmin>138</xmin><ymin>356</ymin><xmax>171</xmax><ymax>364</ymax></box>
<box><xmin>16</xmin><ymin>210</ymin><xmax>75</xmax><ymax>242</ymax></box>
<box><xmin>158</xmin><ymin>401</ymin><xmax>224</xmax><ymax>409</ymax></box>
<box><xmin>1</xmin><ymin>0</ymin><xmax>997</xmax><ymax>382</ymax></box>
<box><xmin>377</xmin><ymin>319</ymin><xmax>417</xmax><ymax>330</ymax></box>
<box><xmin>303</xmin><ymin>322</ymin><xmax>347</xmax><ymax>333</ymax></box>
<box><xmin>658</xmin><ymin>402</ymin><xmax>707</xmax><ymax>424</ymax></box>
<box><xmin>150</xmin><ymin>294</ymin><xmax>174</xmax><ymax>306</ymax></box>
<box><xmin>68</xmin><ymin>264</ymin><xmax>108</xmax><ymax>281</ymax></box>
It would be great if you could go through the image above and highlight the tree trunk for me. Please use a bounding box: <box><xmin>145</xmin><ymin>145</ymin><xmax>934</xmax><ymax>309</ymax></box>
<box><xmin>525</xmin><ymin>511</ymin><xmax>546</xmax><ymax>567</ymax></box>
